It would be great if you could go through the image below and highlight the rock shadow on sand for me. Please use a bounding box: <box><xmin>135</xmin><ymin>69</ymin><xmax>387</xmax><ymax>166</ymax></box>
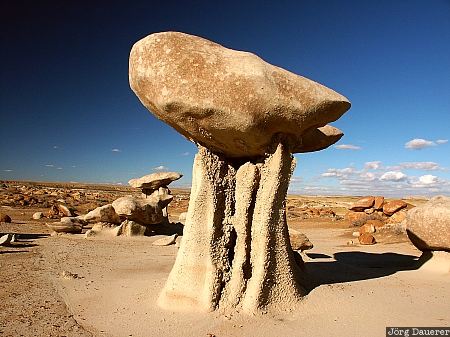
<box><xmin>304</xmin><ymin>251</ymin><xmax>428</xmax><ymax>292</ymax></box>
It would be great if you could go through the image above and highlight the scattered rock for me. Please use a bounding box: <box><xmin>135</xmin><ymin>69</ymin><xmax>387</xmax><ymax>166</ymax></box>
<box><xmin>349</xmin><ymin>196</ymin><xmax>375</xmax><ymax>211</ymax></box>
<box><xmin>117</xmin><ymin>220</ymin><xmax>147</xmax><ymax>236</ymax></box>
<box><xmin>84</xmin><ymin>204</ymin><xmax>121</xmax><ymax>224</ymax></box>
<box><xmin>406</xmin><ymin>196</ymin><xmax>450</xmax><ymax>251</ymax></box>
<box><xmin>347</xmin><ymin>240</ymin><xmax>355</xmax><ymax>245</ymax></box>
<box><xmin>46</xmin><ymin>217</ymin><xmax>83</xmax><ymax>234</ymax></box>
<box><xmin>0</xmin><ymin>213</ymin><xmax>11</xmax><ymax>223</ymax></box>
<box><xmin>152</xmin><ymin>234</ymin><xmax>178</xmax><ymax>246</ymax></box>
<box><xmin>129</xmin><ymin>31</ymin><xmax>350</xmax><ymax>158</ymax></box>
<box><xmin>352</xmin><ymin>231</ymin><xmax>360</xmax><ymax>237</ymax></box>
<box><xmin>383</xmin><ymin>200</ymin><xmax>407</xmax><ymax>216</ymax></box>
<box><xmin>345</xmin><ymin>211</ymin><xmax>371</xmax><ymax>225</ymax></box>
<box><xmin>61</xmin><ymin>271</ymin><xmax>80</xmax><ymax>280</ymax></box>
<box><xmin>85</xmin><ymin>223</ymin><xmax>121</xmax><ymax>237</ymax></box>
<box><xmin>365</xmin><ymin>219</ymin><xmax>385</xmax><ymax>228</ymax></box>
<box><xmin>358</xmin><ymin>233</ymin><xmax>376</xmax><ymax>245</ymax></box>
<box><xmin>289</xmin><ymin>230</ymin><xmax>313</xmax><ymax>251</ymax></box>
<box><xmin>359</xmin><ymin>223</ymin><xmax>376</xmax><ymax>234</ymax></box>
<box><xmin>32</xmin><ymin>212</ymin><xmax>44</xmax><ymax>220</ymax></box>
<box><xmin>374</xmin><ymin>196</ymin><xmax>384</xmax><ymax>210</ymax></box>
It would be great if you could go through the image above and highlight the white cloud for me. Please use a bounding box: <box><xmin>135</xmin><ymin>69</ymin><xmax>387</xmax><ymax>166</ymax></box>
<box><xmin>359</xmin><ymin>172</ymin><xmax>376</xmax><ymax>181</ymax></box>
<box><xmin>3</xmin><ymin>169</ymin><xmax>13</xmax><ymax>172</ymax></box>
<box><xmin>436</xmin><ymin>139</ymin><xmax>448</xmax><ymax>144</ymax></box>
<box><xmin>53</xmin><ymin>145</ymin><xmax>59</xmax><ymax>149</ymax></box>
<box><xmin>334</xmin><ymin>144</ymin><xmax>362</xmax><ymax>150</ymax></box>
<box><xmin>404</xmin><ymin>138</ymin><xmax>435</xmax><ymax>149</ymax></box>
<box><xmin>181</xmin><ymin>152</ymin><xmax>190</xmax><ymax>156</ymax></box>
<box><xmin>71</xmin><ymin>165</ymin><xmax>77</xmax><ymax>168</ymax></box>
<box><xmin>111</xmin><ymin>148</ymin><xmax>121</xmax><ymax>152</ymax></box>
<box><xmin>154</xmin><ymin>165</ymin><xmax>167</xmax><ymax>171</ymax></box>
<box><xmin>399</xmin><ymin>162</ymin><xmax>441</xmax><ymax>171</ymax></box>
<box><xmin>57</xmin><ymin>167</ymin><xmax>63</xmax><ymax>170</ymax></box>
<box><xmin>321</xmin><ymin>167</ymin><xmax>355</xmax><ymax>178</ymax></box>
<box><xmin>380</xmin><ymin>171</ymin><xmax>407</xmax><ymax>181</ymax></box>
<box><xmin>364</xmin><ymin>161</ymin><xmax>382</xmax><ymax>170</ymax></box>
<box><xmin>45</xmin><ymin>164</ymin><xmax>54</xmax><ymax>167</ymax></box>
<box><xmin>418</xmin><ymin>174</ymin><xmax>438</xmax><ymax>185</ymax></box>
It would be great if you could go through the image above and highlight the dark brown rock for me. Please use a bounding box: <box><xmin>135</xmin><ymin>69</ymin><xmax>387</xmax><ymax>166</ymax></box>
<box><xmin>383</xmin><ymin>200</ymin><xmax>407</xmax><ymax>216</ymax></box>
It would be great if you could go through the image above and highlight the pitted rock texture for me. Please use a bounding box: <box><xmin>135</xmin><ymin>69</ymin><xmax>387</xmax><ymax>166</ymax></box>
<box><xmin>158</xmin><ymin>144</ymin><xmax>305</xmax><ymax>314</ymax></box>
<box><xmin>406</xmin><ymin>196</ymin><xmax>450</xmax><ymax>252</ymax></box>
<box><xmin>129</xmin><ymin>31</ymin><xmax>350</xmax><ymax>158</ymax></box>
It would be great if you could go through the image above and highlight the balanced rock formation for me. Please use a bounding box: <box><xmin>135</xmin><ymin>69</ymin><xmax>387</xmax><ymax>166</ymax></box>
<box><xmin>112</xmin><ymin>195</ymin><xmax>173</xmax><ymax>225</ymax></box>
<box><xmin>129</xmin><ymin>172</ymin><xmax>182</xmax><ymax>193</ymax></box>
<box><xmin>406</xmin><ymin>196</ymin><xmax>450</xmax><ymax>251</ymax></box>
<box><xmin>129</xmin><ymin>31</ymin><xmax>351</xmax><ymax>314</ymax></box>
<box><xmin>129</xmin><ymin>31</ymin><xmax>349</xmax><ymax>159</ymax></box>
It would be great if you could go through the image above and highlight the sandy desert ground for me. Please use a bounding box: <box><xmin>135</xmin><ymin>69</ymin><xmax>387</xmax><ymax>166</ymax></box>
<box><xmin>0</xmin><ymin>181</ymin><xmax>449</xmax><ymax>337</ymax></box>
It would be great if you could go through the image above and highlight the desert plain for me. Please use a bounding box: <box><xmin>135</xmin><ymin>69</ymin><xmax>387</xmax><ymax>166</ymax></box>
<box><xmin>0</xmin><ymin>180</ymin><xmax>448</xmax><ymax>337</ymax></box>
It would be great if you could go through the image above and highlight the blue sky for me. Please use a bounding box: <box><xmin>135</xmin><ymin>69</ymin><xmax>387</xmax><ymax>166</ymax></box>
<box><xmin>1</xmin><ymin>0</ymin><xmax>449</xmax><ymax>197</ymax></box>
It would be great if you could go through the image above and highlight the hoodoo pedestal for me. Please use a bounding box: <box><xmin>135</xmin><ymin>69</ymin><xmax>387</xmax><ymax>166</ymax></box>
<box><xmin>158</xmin><ymin>143</ymin><xmax>305</xmax><ymax>314</ymax></box>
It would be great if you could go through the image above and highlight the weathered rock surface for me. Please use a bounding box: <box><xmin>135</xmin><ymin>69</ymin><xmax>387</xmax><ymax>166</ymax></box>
<box><xmin>349</xmin><ymin>196</ymin><xmax>374</xmax><ymax>211</ymax></box>
<box><xmin>390</xmin><ymin>210</ymin><xmax>407</xmax><ymax>223</ymax></box>
<box><xmin>129</xmin><ymin>31</ymin><xmax>350</xmax><ymax>158</ymax></box>
<box><xmin>152</xmin><ymin>234</ymin><xmax>178</xmax><ymax>246</ymax></box>
<box><xmin>84</xmin><ymin>204</ymin><xmax>121</xmax><ymax>224</ymax></box>
<box><xmin>128</xmin><ymin>172</ymin><xmax>182</xmax><ymax>190</ymax></box>
<box><xmin>85</xmin><ymin>223</ymin><xmax>120</xmax><ymax>237</ymax></box>
<box><xmin>374</xmin><ymin>196</ymin><xmax>384</xmax><ymax>210</ymax></box>
<box><xmin>112</xmin><ymin>195</ymin><xmax>172</xmax><ymax>225</ymax></box>
<box><xmin>359</xmin><ymin>223</ymin><xmax>376</xmax><ymax>234</ymax></box>
<box><xmin>383</xmin><ymin>200</ymin><xmax>407</xmax><ymax>216</ymax></box>
<box><xmin>406</xmin><ymin>196</ymin><xmax>450</xmax><ymax>251</ymax></box>
<box><xmin>178</xmin><ymin>212</ymin><xmax>187</xmax><ymax>222</ymax></box>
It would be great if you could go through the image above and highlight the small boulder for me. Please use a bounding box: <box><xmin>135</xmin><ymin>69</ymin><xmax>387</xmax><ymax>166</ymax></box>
<box><xmin>289</xmin><ymin>230</ymin><xmax>313</xmax><ymax>251</ymax></box>
<box><xmin>349</xmin><ymin>196</ymin><xmax>375</xmax><ymax>211</ymax></box>
<box><xmin>153</xmin><ymin>234</ymin><xmax>178</xmax><ymax>246</ymax></box>
<box><xmin>32</xmin><ymin>212</ymin><xmax>44</xmax><ymax>220</ymax></box>
<box><xmin>0</xmin><ymin>213</ymin><xmax>12</xmax><ymax>223</ymax></box>
<box><xmin>365</xmin><ymin>219</ymin><xmax>385</xmax><ymax>228</ymax></box>
<box><xmin>374</xmin><ymin>196</ymin><xmax>384</xmax><ymax>210</ymax></box>
<box><xmin>359</xmin><ymin>223</ymin><xmax>376</xmax><ymax>234</ymax></box>
<box><xmin>345</xmin><ymin>211</ymin><xmax>370</xmax><ymax>224</ymax></box>
<box><xmin>0</xmin><ymin>233</ymin><xmax>13</xmax><ymax>246</ymax></box>
<box><xmin>358</xmin><ymin>233</ymin><xmax>376</xmax><ymax>245</ymax></box>
<box><xmin>117</xmin><ymin>220</ymin><xmax>147</xmax><ymax>236</ymax></box>
<box><xmin>406</xmin><ymin>196</ymin><xmax>450</xmax><ymax>251</ymax></box>
<box><xmin>84</xmin><ymin>204</ymin><xmax>121</xmax><ymax>224</ymax></box>
<box><xmin>390</xmin><ymin>210</ymin><xmax>407</xmax><ymax>223</ymax></box>
<box><xmin>383</xmin><ymin>200</ymin><xmax>407</xmax><ymax>216</ymax></box>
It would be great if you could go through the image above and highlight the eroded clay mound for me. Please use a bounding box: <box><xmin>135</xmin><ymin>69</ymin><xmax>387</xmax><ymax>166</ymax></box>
<box><xmin>129</xmin><ymin>31</ymin><xmax>350</xmax><ymax>158</ymax></box>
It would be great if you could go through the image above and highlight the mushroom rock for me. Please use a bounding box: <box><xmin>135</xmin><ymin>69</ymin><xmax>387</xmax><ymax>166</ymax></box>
<box><xmin>129</xmin><ymin>31</ymin><xmax>350</xmax><ymax>159</ymax></box>
<box><xmin>129</xmin><ymin>31</ymin><xmax>351</xmax><ymax>314</ymax></box>
<box><xmin>128</xmin><ymin>172</ymin><xmax>182</xmax><ymax>191</ymax></box>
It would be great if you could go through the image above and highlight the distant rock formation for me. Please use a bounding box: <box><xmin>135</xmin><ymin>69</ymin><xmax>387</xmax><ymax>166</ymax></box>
<box><xmin>129</xmin><ymin>31</ymin><xmax>351</xmax><ymax>314</ymax></box>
